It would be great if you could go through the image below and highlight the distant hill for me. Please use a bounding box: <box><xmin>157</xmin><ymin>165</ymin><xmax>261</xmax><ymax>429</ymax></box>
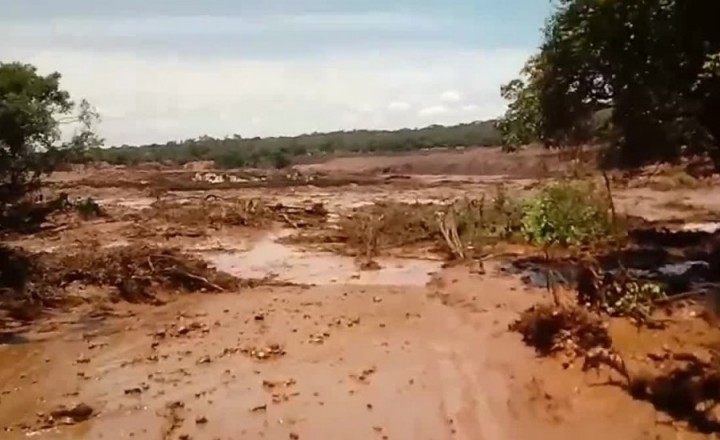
<box><xmin>86</xmin><ymin>120</ymin><xmax>502</xmax><ymax>169</ymax></box>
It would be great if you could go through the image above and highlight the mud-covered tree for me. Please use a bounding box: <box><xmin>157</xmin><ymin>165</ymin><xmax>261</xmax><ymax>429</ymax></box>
<box><xmin>0</xmin><ymin>62</ymin><xmax>101</xmax><ymax>210</ymax></box>
<box><xmin>499</xmin><ymin>0</ymin><xmax>720</xmax><ymax>167</ymax></box>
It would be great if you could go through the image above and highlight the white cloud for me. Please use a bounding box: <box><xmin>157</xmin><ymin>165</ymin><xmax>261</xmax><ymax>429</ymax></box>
<box><xmin>0</xmin><ymin>15</ymin><xmax>530</xmax><ymax>145</ymax></box>
<box><xmin>418</xmin><ymin>105</ymin><xmax>449</xmax><ymax>117</ymax></box>
<box><xmin>462</xmin><ymin>104</ymin><xmax>480</xmax><ymax>112</ymax></box>
<box><xmin>440</xmin><ymin>90</ymin><xmax>462</xmax><ymax>103</ymax></box>
<box><xmin>387</xmin><ymin>101</ymin><xmax>411</xmax><ymax>112</ymax></box>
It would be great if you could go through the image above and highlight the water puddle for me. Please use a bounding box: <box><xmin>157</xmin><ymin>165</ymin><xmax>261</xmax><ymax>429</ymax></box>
<box><xmin>506</xmin><ymin>255</ymin><xmax>713</xmax><ymax>295</ymax></box>
<box><xmin>203</xmin><ymin>231</ymin><xmax>441</xmax><ymax>286</ymax></box>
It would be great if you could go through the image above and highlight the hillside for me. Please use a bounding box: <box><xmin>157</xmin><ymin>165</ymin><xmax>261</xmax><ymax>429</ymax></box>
<box><xmin>86</xmin><ymin>120</ymin><xmax>501</xmax><ymax>168</ymax></box>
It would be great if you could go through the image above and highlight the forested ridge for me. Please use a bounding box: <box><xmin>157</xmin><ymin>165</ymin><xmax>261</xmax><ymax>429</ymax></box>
<box><xmin>84</xmin><ymin>120</ymin><xmax>501</xmax><ymax>168</ymax></box>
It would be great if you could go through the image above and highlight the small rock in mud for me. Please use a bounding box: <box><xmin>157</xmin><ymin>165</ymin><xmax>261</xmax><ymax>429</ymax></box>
<box><xmin>250</xmin><ymin>404</ymin><xmax>267</xmax><ymax>413</ymax></box>
<box><xmin>75</xmin><ymin>354</ymin><xmax>90</xmax><ymax>364</ymax></box>
<box><xmin>254</xmin><ymin>313</ymin><xmax>265</xmax><ymax>321</ymax></box>
<box><xmin>124</xmin><ymin>387</ymin><xmax>143</xmax><ymax>395</ymax></box>
<box><xmin>352</xmin><ymin>366</ymin><xmax>377</xmax><ymax>383</ymax></box>
<box><xmin>360</xmin><ymin>259</ymin><xmax>382</xmax><ymax>271</ymax></box>
<box><xmin>195</xmin><ymin>415</ymin><xmax>208</xmax><ymax>424</ymax></box>
<box><xmin>50</xmin><ymin>402</ymin><xmax>94</xmax><ymax>423</ymax></box>
<box><xmin>196</xmin><ymin>355</ymin><xmax>212</xmax><ymax>365</ymax></box>
<box><xmin>309</xmin><ymin>334</ymin><xmax>326</xmax><ymax>344</ymax></box>
<box><xmin>242</xmin><ymin>344</ymin><xmax>285</xmax><ymax>361</ymax></box>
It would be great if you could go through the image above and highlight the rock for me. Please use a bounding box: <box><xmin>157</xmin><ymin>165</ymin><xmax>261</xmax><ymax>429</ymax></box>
<box><xmin>124</xmin><ymin>387</ymin><xmax>143</xmax><ymax>395</ymax></box>
<box><xmin>197</xmin><ymin>356</ymin><xmax>212</xmax><ymax>365</ymax></box>
<box><xmin>195</xmin><ymin>415</ymin><xmax>208</xmax><ymax>424</ymax></box>
<box><xmin>50</xmin><ymin>403</ymin><xmax>94</xmax><ymax>422</ymax></box>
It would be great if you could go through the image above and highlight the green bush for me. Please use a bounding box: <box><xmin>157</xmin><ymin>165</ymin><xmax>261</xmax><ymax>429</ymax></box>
<box><xmin>521</xmin><ymin>182</ymin><xmax>613</xmax><ymax>247</ymax></box>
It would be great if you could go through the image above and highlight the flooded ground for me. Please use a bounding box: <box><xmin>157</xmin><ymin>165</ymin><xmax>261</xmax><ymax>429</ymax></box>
<box><xmin>0</xmin><ymin>264</ymin><xmax>695</xmax><ymax>440</ymax></box>
<box><xmin>2</xmin><ymin>159</ymin><xmax>720</xmax><ymax>439</ymax></box>
<box><xmin>204</xmin><ymin>231</ymin><xmax>442</xmax><ymax>286</ymax></box>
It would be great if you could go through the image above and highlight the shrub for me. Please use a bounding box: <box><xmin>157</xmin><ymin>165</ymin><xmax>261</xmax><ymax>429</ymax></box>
<box><xmin>521</xmin><ymin>181</ymin><xmax>614</xmax><ymax>247</ymax></box>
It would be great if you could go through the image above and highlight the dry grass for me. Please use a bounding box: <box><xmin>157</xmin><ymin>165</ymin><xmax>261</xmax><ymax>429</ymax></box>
<box><xmin>336</xmin><ymin>190</ymin><xmax>524</xmax><ymax>259</ymax></box>
<box><xmin>144</xmin><ymin>197</ymin><xmax>327</xmax><ymax>230</ymax></box>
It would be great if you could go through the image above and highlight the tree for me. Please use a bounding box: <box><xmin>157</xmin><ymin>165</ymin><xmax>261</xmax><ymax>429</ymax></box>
<box><xmin>496</xmin><ymin>57</ymin><xmax>543</xmax><ymax>150</ymax></box>
<box><xmin>499</xmin><ymin>0</ymin><xmax>720</xmax><ymax>167</ymax></box>
<box><xmin>0</xmin><ymin>62</ymin><xmax>101</xmax><ymax>208</ymax></box>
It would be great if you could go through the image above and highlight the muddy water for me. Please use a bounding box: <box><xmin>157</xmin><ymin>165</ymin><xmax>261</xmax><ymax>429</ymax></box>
<box><xmin>204</xmin><ymin>231</ymin><xmax>442</xmax><ymax>286</ymax></box>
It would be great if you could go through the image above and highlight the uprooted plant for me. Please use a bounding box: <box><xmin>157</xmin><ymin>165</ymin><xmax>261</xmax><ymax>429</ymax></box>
<box><xmin>510</xmin><ymin>302</ymin><xmax>612</xmax><ymax>357</ymax></box>
<box><xmin>577</xmin><ymin>264</ymin><xmax>667</xmax><ymax>323</ymax></box>
<box><xmin>0</xmin><ymin>244</ymin><xmax>240</xmax><ymax>324</ymax></box>
<box><xmin>40</xmin><ymin>244</ymin><xmax>239</xmax><ymax>301</ymax></box>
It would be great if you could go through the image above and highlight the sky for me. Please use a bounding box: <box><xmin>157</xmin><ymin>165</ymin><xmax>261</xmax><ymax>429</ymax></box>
<box><xmin>0</xmin><ymin>0</ymin><xmax>551</xmax><ymax>146</ymax></box>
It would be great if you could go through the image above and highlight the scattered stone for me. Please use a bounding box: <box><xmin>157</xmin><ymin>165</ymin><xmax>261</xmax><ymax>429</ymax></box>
<box><xmin>195</xmin><ymin>416</ymin><xmax>208</xmax><ymax>424</ymax></box>
<box><xmin>250</xmin><ymin>404</ymin><xmax>267</xmax><ymax>413</ymax></box>
<box><xmin>352</xmin><ymin>366</ymin><xmax>377</xmax><ymax>383</ymax></box>
<box><xmin>124</xmin><ymin>387</ymin><xmax>143</xmax><ymax>395</ymax></box>
<box><xmin>197</xmin><ymin>356</ymin><xmax>212</xmax><ymax>365</ymax></box>
<box><xmin>50</xmin><ymin>402</ymin><xmax>94</xmax><ymax>423</ymax></box>
<box><xmin>242</xmin><ymin>344</ymin><xmax>285</xmax><ymax>361</ymax></box>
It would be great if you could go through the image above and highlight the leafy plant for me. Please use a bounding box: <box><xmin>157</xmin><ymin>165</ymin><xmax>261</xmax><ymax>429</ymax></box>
<box><xmin>521</xmin><ymin>181</ymin><xmax>613</xmax><ymax>247</ymax></box>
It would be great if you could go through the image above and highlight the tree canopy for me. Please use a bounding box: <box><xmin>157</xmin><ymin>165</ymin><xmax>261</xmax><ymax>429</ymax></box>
<box><xmin>0</xmin><ymin>62</ymin><xmax>101</xmax><ymax>207</ymax></box>
<box><xmin>498</xmin><ymin>0</ymin><xmax>720</xmax><ymax>167</ymax></box>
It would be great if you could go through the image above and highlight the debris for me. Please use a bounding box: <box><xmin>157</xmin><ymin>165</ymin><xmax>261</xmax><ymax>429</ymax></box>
<box><xmin>50</xmin><ymin>402</ymin><xmax>94</xmax><ymax>423</ymax></box>
<box><xmin>242</xmin><ymin>344</ymin><xmax>286</xmax><ymax>361</ymax></box>
<box><xmin>510</xmin><ymin>303</ymin><xmax>611</xmax><ymax>357</ymax></box>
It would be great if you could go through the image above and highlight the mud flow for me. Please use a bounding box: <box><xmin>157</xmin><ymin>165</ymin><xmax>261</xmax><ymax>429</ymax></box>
<box><xmin>2</xmin><ymin>156</ymin><xmax>720</xmax><ymax>439</ymax></box>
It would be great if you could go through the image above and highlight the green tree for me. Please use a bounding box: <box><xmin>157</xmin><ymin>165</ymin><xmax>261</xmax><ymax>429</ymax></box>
<box><xmin>499</xmin><ymin>0</ymin><xmax>720</xmax><ymax>167</ymax></box>
<box><xmin>496</xmin><ymin>57</ymin><xmax>543</xmax><ymax>150</ymax></box>
<box><xmin>0</xmin><ymin>62</ymin><xmax>101</xmax><ymax>207</ymax></box>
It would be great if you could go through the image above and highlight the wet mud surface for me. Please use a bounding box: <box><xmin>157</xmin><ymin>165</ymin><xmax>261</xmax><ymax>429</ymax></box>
<box><xmin>2</xmin><ymin>164</ymin><xmax>720</xmax><ymax>439</ymax></box>
<box><xmin>0</xmin><ymin>265</ymin><xmax>697</xmax><ymax>440</ymax></box>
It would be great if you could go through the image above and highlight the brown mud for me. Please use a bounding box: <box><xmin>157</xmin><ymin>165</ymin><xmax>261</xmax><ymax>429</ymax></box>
<box><xmin>1</xmin><ymin>154</ymin><xmax>720</xmax><ymax>439</ymax></box>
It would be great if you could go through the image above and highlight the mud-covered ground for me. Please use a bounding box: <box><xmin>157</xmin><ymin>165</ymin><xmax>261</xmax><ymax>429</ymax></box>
<box><xmin>2</xmin><ymin>152</ymin><xmax>720</xmax><ymax>439</ymax></box>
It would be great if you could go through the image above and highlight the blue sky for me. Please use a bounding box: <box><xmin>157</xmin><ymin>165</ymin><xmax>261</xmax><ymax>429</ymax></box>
<box><xmin>0</xmin><ymin>0</ymin><xmax>551</xmax><ymax>145</ymax></box>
